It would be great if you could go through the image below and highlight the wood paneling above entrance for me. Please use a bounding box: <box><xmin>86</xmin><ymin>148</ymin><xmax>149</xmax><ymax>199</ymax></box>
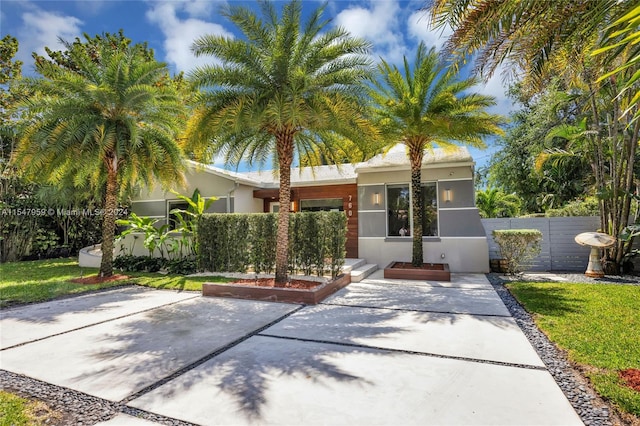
<box><xmin>254</xmin><ymin>184</ymin><xmax>358</xmax><ymax>258</ymax></box>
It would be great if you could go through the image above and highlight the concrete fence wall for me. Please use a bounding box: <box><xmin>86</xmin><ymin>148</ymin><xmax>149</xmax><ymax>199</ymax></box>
<box><xmin>481</xmin><ymin>216</ymin><xmax>601</xmax><ymax>271</ymax></box>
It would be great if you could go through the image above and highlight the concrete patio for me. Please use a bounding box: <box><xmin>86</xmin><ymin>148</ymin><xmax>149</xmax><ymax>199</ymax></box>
<box><xmin>0</xmin><ymin>271</ymin><xmax>583</xmax><ymax>425</ymax></box>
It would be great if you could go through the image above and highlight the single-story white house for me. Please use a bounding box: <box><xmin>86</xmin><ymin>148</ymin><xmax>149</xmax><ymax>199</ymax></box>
<box><xmin>129</xmin><ymin>144</ymin><xmax>489</xmax><ymax>273</ymax></box>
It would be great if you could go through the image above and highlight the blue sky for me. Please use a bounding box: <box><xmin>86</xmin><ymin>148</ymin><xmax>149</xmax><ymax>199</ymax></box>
<box><xmin>1</xmin><ymin>0</ymin><xmax>516</xmax><ymax>170</ymax></box>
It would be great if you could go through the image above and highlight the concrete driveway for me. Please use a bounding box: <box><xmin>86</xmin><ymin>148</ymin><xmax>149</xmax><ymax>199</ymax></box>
<box><xmin>0</xmin><ymin>272</ymin><xmax>583</xmax><ymax>425</ymax></box>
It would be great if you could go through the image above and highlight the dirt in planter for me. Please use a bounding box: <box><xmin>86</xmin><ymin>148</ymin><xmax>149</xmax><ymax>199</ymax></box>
<box><xmin>70</xmin><ymin>274</ymin><xmax>131</xmax><ymax>285</ymax></box>
<box><xmin>619</xmin><ymin>368</ymin><xmax>640</xmax><ymax>392</ymax></box>
<box><xmin>390</xmin><ymin>262</ymin><xmax>446</xmax><ymax>270</ymax></box>
<box><xmin>231</xmin><ymin>278</ymin><xmax>323</xmax><ymax>290</ymax></box>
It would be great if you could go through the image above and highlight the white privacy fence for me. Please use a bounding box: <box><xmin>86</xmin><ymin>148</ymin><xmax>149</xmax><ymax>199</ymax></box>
<box><xmin>481</xmin><ymin>216</ymin><xmax>601</xmax><ymax>271</ymax></box>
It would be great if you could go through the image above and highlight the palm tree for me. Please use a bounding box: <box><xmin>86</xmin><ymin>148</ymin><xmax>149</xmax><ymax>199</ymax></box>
<box><xmin>14</xmin><ymin>34</ymin><xmax>185</xmax><ymax>277</ymax></box>
<box><xmin>594</xmin><ymin>4</ymin><xmax>640</xmax><ymax>123</ymax></box>
<box><xmin>475</xmin><ymin>187</ymin><xmax>521</xmax><ymax>218</ymax></box>
<box><xmin>427</xmin><ymin>0</ymin><xmax>639</xmax><ymax>272</ymax></box>
<box><xmin>186</xmin><ymin>0</ymin><xmax>374</xmax><ymax>284</ymax></box>
<box><xmin>370</xmin><ymin>43</ymin><xmax>504</xmax><ymax>266</ymax></box>
<box><xmin>427</xmin><ymin>0</ymin><xmax>629</xmax><ymax>89</ymax></box>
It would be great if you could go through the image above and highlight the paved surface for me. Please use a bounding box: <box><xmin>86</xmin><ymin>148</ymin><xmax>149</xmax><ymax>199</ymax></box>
<box><xmin>0</xmin><ymin>272</ymin><xmax>583</xmax><ymax>425</ymax></box>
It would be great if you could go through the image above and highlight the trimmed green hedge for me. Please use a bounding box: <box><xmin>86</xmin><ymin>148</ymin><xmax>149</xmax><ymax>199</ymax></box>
<box><xmin>198</xmin><ymin>211</ymin><xmax>347</xmax><ymax>278</ymax></box>
<box><xmin>492</xmin><ymin>229</ymin><xmax>542</xmax><ymax>275</ymax></box>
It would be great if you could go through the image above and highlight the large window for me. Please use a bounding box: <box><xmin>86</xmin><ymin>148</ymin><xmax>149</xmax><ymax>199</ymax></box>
<box><xmin>386</xmin><ymin>183</ymin><xmax>438</xmax><ymax>237</ymax></box>
<box><xmin>387</xmin><ymin>185</ymin><xmax>411</xmax><ymax>236</ymax></box>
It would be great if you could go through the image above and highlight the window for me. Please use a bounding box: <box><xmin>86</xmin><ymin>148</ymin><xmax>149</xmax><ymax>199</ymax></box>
<box><xmin>387</xmin><ymin>185</ymin><xmax>410</xmax><ymax>236</ymax></box>
<box><xmin>300</xmin><ymin>198</ymin><xmax>343</xmax><ymax>212</ymax></box>
<box><xmin>168</xmin><ymin>201</ymin><xmax>189</xmax><ymax>230</ymax></box>
<box><xmin>386</xmin><ymin>183</ymin><xmax>438</xmax><ymax>237</ymax></box>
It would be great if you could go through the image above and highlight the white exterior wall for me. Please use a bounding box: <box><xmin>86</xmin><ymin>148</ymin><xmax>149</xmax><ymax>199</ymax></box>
<box><xmin>358</xmin><ymin>237</ymin><xmax>490</xmax><ymax>273</ymax></box>
<box><xmin>233</xmin><ymin>185</ymin><xmax>263</xmax><ymax>213</ymax></box>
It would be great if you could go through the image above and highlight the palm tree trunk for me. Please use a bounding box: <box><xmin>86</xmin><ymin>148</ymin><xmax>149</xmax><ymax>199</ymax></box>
<box><xmin>616</xmin><ymin>117</ymin><xmax>639</xmax><ymax>266</ymax></box>
<box><xmin>408</xmin><ymin>141</ymin><xmax>424</xmax><ymax>267</ymax></box>
<box><xmin>275</xmin><ymin>130</ymin><xmax>294</xmax><ymax>284</ymax></box>
<box><xmin>99</xmin><ymin>160</ymin><xmax>118</xmax><ymax>277</ymax></box>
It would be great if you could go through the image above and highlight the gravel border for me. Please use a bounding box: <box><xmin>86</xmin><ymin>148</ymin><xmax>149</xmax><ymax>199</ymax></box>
<box><xmin>0</xmin><ymin>370</ymin><xmax>197</xmax><ymax>425</ymax></box>
<box><xmin>487</xmin><ymin>272</ymin><xmax>637</xmax><ymax>426</ymax></box>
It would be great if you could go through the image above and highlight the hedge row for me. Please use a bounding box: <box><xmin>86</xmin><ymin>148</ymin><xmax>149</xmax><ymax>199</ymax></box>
<box><xmin>197</xmin><ymin>211</ymin><xmax>347</xmax><ymax>278</ymax></box>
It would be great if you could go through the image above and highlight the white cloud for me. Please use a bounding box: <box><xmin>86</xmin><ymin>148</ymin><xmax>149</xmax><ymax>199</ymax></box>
<box><xmin>407</xmin><ymin>10</ymin><xmax>452</xmax><ymax>50</ymax></box>
<box><xmin>473</xmin><ymin>64</ymin><xmax>519</xmax><ymax>115</ymax></box>
<box><xmin>334</xmin><ymin>0</ymin><xmax>407</xmax><ymax>63</ymax></box>
<box><xmin>146</xmin><ymin>1</ymin><xmax>232</xmax><ymax>73</ymax></box>
<box><xmin>15</xmin><ymin>9</ymin><xmax>83</xmax><ymax>67</ymax></box>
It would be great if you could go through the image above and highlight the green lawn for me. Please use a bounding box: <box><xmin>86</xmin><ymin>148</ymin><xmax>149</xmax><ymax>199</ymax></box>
<box><xmin>0</xmin><ymin>258</ymin><xmax>233</xmax><ymax>308</ymax></box>
<box><xmin>0</xmin><ymin>390</ymin><xmax>62</xmax><ymax>426</ymax></box>
<box><xmin>507</xmin><ymin>282</ymin><xmax>640</xmax><ymax>418</ymax></box>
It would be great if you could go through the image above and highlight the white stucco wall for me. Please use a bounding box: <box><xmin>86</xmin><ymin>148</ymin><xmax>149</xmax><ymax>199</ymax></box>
<box><xmin>233</xmin><ymin>185</ymin><xmax>264</xmax><ymax>213</ymax></box>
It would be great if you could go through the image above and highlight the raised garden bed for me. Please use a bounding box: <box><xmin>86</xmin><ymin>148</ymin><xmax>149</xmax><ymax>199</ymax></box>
<box><xmin>202</xmin><ymin>273</ymin><xmax>351</xmax><ymax>304</ymax></box>
<box><xmin>383</xmin><ymin>261</ymin><xmax>450</xmax><ymax>281</ymax></box>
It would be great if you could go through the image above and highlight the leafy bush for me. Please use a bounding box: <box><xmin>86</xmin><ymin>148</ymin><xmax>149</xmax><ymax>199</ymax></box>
<box><xmin>492</xmin><ymin>229</ymin><xmax>542</xmax><ymax>275</ymax></box>
<box><xmin>545</xmin><ymin>197</ymin><xmax>599</xmax><ymax>217</ymax></box>
<box><xmin>166</xmin><ymin>258</ymin><xmax>197</xmax><ymax>275</ymax></box>
<box><xmin>113</xmin><ymin>255</ymin><xmax>167</xmax><ymax>272</ymax></box>
<box><xmin>249</xmin><ymin>214</ymin><xmax>277</xmax><ymax>274</ymax></box>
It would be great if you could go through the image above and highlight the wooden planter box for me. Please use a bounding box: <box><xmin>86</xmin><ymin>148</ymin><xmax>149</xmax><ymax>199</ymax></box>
<box><xmin>383</xmin><ymin>262</ymin><xmax>451</xmax><ymax>281</ymax></box>
<box><xmin>489</xmin><ymin>259</ymin><xmax>508</xmax><ymax>273</ymax></box>
<box><xmin>202</xmin><ymin>273</ymin><xmax>351</xmax><ymax>304</ymax></box>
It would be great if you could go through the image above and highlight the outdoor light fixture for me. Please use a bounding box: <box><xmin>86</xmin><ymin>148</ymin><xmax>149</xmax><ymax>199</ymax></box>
<box><xmin>444</xmin><ymin>189</ymin><xmax>452</xmax><ymax>203</ymax></box>
<box><xmin>290</xmin><ymin>200</ymin><xmax>296</xmax><ymax>211</ymax></box>
<box><xmin>373</xmin><ymin>192</ymin><xmax>381</xmax><ymax>206</ymax></box>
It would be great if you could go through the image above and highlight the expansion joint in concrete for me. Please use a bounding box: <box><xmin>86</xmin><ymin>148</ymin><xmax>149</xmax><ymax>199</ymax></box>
<box><xmin>258</xmin><ymin>333</ymin><xmax>548</xmax><ymax>372</ymax></box>
<box><xmin>319</xmin><ymin>301</ymin><xmax>513</xmax><ymax>318</ymax></box>
<box><xmin>120</xmin><ymin>304</ymin><xmax>306</xmax><ymax>404</ymax></box>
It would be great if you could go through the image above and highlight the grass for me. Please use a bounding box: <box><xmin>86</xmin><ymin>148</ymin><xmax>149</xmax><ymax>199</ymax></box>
<box><xmin>507</xmin><ymin>281</ymin><xmax>640</xmax><ymax>418</ymax></box>
<box><xmin>0</xmin><ymin>257</ymin><xmax>234</xmax><ymax>308</ymax></box>
<box><xmin>0</xmin><ymin>390</ymin><xmax>62</xmax><ymax>426</ymax></box>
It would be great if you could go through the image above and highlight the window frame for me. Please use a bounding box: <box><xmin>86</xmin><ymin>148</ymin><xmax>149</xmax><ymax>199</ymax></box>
<box><xmin>385</xmin><ymin>181</ymin><xmax>440</xmax><ymax>238</ymax></box>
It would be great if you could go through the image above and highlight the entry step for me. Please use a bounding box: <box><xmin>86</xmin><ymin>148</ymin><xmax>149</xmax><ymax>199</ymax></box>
<box><xmin>351</xmin><ymin>263</ymin><xmax>378</xmax><ymax>282</ymax></box>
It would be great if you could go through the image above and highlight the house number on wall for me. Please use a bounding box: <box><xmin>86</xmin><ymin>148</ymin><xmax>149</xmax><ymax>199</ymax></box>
<box><xmin>347</xmin><ymin>195</ymin><xmax>353</xmax><ymax>217</ymax></box>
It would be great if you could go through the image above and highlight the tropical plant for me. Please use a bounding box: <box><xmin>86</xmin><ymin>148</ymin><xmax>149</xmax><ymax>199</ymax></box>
<box><xmin>13</xmin><ymin>32</ymin><xmax>186</xmax><ymax>276</ymax></box>
<box><xmin>429</xmin><ymin>0</ymin><xmax>640</xmax><ymax>272</ymax></box>
<box><xmin>116</xmin><ymin>213</ymin><xmax>164</xmax><ymax>257</ymax></box>
<box><xmin>475</xmin><ymin>187</ymin><xmax>521</xmax><ymax>218</ymax></box>
<box><xmin>169</xmin><ymin>188</ymin><xmax>217</xmax><ymax>256</ymax></box>
<box><xmin>185</xmin><ymin>0</ymin><xmax>374</xmax><ymax>283</ymax></box>
<box><xmin>427</xmin><ymin>0</ymin><xmax>628</xmax><ymax>91</ymax></box>
<box><xmin>370</xmin><ymin>42</ymin><xmax>504</xmax><ymax>266</ymax></box>
<box><xmin>593</xmin><ymin>4</ymin><xmax>640</xmax><ymax>123</ymax></box>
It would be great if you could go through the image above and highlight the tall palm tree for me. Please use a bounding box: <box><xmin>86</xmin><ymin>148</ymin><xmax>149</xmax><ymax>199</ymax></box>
<box><xmin>14</xmin><ymin>35</ymin><xmax>185</xmax><ymax>277</ymax></box>
<box><xmin>186</xmin><ymin>0</ymin><xmax>374</xmax><ymax>284</ymax></box>
<box><xmin>370</xmin><ymin>43</ymin><xmax>504</xmax><ymax>266</ymax></box>
<box><xmin>475</xmin><ymin>187</ymin><xmax>521</xmax><ymax>218</ymax></box>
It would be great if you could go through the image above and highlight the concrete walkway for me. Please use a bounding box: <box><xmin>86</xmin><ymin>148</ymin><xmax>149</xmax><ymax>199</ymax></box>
<box><xmin>0</xmin><ymin>272</ymin><xmax>583</xmax><ymax>425</ymax></box>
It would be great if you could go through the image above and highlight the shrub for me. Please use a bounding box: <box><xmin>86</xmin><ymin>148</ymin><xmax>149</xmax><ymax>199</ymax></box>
<box><xmin>113</xmin><ymin>255</ymin><xmax>167</xmax><ymax>272</ymax></box>
<box><xmin>545</xmin><ymin>197</ymin><xmax>599</xmax><ymax>217</ymax></box>
<box><xmin>492</xmin><ymin>229</ymin><xmax>542</xmax><ymax>275</ymax></box>
<box><xmin>198</xmin><ymin>211</ymin><xmax>347</xmax><ymax>278</ymax></box>
<box><xmin>249</xmin><ymin>214</ymin><xmax>277</xmax><ymax>274</ymax></box>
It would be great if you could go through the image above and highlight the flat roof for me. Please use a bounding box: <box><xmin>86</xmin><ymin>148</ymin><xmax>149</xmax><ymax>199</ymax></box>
<box><xmin>189</xmin><ymin>144</ymin><xmax>474</xmax><ymax>187</ymax></box>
